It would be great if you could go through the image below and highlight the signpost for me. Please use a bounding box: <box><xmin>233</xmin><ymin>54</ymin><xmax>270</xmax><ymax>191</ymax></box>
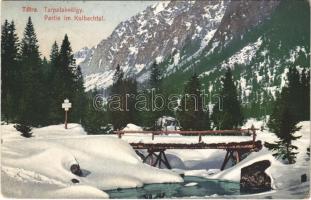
<box><xmin>62</xmin><ymin>98</ymin><xmax>72</xmax><ymax>129</ymax></box>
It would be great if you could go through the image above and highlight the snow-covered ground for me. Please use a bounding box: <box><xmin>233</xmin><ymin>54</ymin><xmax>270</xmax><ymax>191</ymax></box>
<box><xmin>171</xmin><ymin>120</ymin><xmax>310</xmax><ymax>199</ymax></box>
<box><xmin>1</xmin><ymin>123</ymin><xmax>182</xmax><ymax>198</ymax></box>
<box><xmin>1</xmin><ymin>119</ymin><xmax>309</xmax><ymax>198</ymax></box>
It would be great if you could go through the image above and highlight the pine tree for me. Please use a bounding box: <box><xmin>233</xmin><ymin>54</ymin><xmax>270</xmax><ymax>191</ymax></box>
<box><xmin>123</xmin><ymin>78</ymin><xmax>138</xmax><ymax>125</ymax></box>
<box><xmin>287</xmin><ymin>67</ymin><xmax>303</xmax><ymax>121</ymax></box>
<box><xmin>71</xmin><ymin>65</ymin><xmax>87</xmax><ymax>123</ymax></box>
<box><xmin>1</xmin><ymin>20</ymin><xmax>20</xmax><ymax>123</ymax></box>
<box><xmin>19</xmin><ymin>17</ymin><xmax>47</xmax><ymax>126</ymax></box>
<box><xmin>58</xmin><ymin>34</ymin><xmax>76</xmax><ymax>99</ymax></box>
<box><xmin>137</xmin><ymin>89</ymin><xmax>153</xmax><ymax>128</ymax></box>
<box><xmin>149</xmin><ymin>61</ymin><xmax>161</xmax><ymax>89</ymax></box>
<box><xmin>301</xmin><ymin>69</ymin><xmax>310</xmax><ymax>120</ymax></box>
<box><xmin>178</xmin><ymin>74</ymin><xmax>209</xmax><ymax>130</ymax></box>
<box><xmin>109</xmin><ymin>65</ymin><xmax>138</xmax><ymax>130</ymax></box>
<box><xmin>1</xmin><ymin>20</ymin><xmax>11</xmax><ymax>122</ymax></box>
<box><xmin>47</xmin><ymin>41</ymin><xmax>63</xmax><ymax>123</ymax></box>
<box><xmin>1</xmin><ymin>19</ymin><xmax>9</xmax><ymax>46</ymax></box>
<box><xmin>50</xmin><ymin>41</ymin><xmax>59</xmax><ymax>66</ymax></box>
<box><xmin>82</xmin><ymin>89</ymin><xmax>110</xmax><ymax>134</ymax></box>
<box><xmin>266</xmin><ymin>87</ymin><xmax>301</xmax><ymax>164</ymax></box>
<box><xmin>112</xmin><ymin>64</ymin><xmax>124</xmax><ymax>83</ymax></box>
<box><xmin>49</xmin><ymin>34</ymin><xmax>80</xmax><ymax>124</ymax></box>
<box><xmin>211</xmin><ymin>68</ymin><xmax>244</xmax><ymax>129</ymax></box>
<box><xmin>282</xmin><ymin>67</ymin><xmax>310</xmax><ymax>122</ymax></box>
<box><xmin>142</xmin><ymin>61</ymin><xmax>167</xmax><ymax>129</ymax></box>
<box><xmin>109</xmin><ymin>65</ymin><xmax>126</xmax><ymax>130</ymax></box>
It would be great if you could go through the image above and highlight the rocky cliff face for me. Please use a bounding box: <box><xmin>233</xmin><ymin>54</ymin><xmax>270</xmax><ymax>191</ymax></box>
<box><xmin>210</xmin><ymin>0</ymin><xmax>280</xmax><ymax>49</ymax></box>
<box><xmin>82</xmin><ymin>1</ymin><xmax>227</xmax><ymax>75</ymax></box>
<box><xmin>74</xmin><ymin>46</ymin><xmax>94</xmax><ymax>66</ymax></box>
<box><xmin>81</xmin><ymin>1</ymin><xmax>229</xmax><ymax>90</ymax></box>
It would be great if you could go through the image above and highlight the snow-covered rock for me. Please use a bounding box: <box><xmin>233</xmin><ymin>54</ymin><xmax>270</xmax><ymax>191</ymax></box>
<box><xmin>122</xmin><ymin>123</ymin><xmax>143</xmax><ymax>132</ymax></box>
<box><xmin>157</xmin><ymin>116</ymin><xmax>181</xmax><ymax>131</ymax></box>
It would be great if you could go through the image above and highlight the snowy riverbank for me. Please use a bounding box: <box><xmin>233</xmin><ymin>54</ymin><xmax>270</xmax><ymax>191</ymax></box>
<box><xmin>173</xmin><ymin>120</ymin><xmax>310</xmax><ymax>198</ymax></box>
<box><xmin>1</xmin><ymin>120</ymin><xmax>309</xmax><ymax>198</ymax></box>
<box><xmin>1</xmin><ymin>123</ymin><xmax>182</xmax><ymax>198</ymax></box>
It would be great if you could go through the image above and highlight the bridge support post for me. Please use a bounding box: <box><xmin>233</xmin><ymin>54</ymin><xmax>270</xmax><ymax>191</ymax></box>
<box><xmin>199</xmin><ymin>134</ymin><xmax>202</xmax><ymax>143</ymax></box>
<box><xmin>160</xmin><ymin>150</ymin><xmax>171</xmax><ymax>169</ymax></box>
<box><xmin>251</xmin><ymin>125</ymin><xmax>257</xmax><ymax>148</ymax></box>
<box><xmin>221</xmin><ymin>150</ymin><xmax>230</xmax><ymax>170</ymax></box>
<box><xmin>117</xmin><ymin>130</ymin><xmax>122</xmax><ymax>139</ymax></box>
<box><xmin>221</xmin><ymin>149</ymin><xmax>247</xmax><ymax>170</ymax></box>
<box><xmin>141</xmin><ymin>149</ymin><xmax>171</xmax><ymax>169</ymax></box>
<box><xmin>236</xmin><ymin>151</ymin><xmax>240</xmax><ymax>163</ymax></box>
<box><xmin>221</xmin><ymin>149</ymin><xmax>242</xmax><ymax>171</ymax></box>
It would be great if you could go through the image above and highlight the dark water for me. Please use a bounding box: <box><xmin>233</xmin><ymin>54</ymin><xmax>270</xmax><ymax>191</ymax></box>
<box><xmin>105</xmin><ymin>176</ymin><xmax>240</xmax><ymax>199</ymax></box>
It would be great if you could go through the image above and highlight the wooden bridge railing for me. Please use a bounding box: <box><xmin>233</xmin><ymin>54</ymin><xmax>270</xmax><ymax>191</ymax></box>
<box><xmin>114</xmin><ymin>126</ymin><xmax>259</xmax><ymax>144</ymax></box>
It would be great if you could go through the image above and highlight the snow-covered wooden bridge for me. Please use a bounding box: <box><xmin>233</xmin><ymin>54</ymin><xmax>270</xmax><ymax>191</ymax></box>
<box><xmin>114</xmin><ymin>127</ymin><xmax>262</xmax><ymax>170</ymax></box>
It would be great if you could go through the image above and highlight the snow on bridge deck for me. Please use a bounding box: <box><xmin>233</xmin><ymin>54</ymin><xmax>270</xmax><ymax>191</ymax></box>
<box><xmin>113</xmin><ymin>128</ymin><xmax>258</xmax><ymax>145</ymax></box>
<box><xmin>116</xmin><ymin>133</ymin><xmax>253</xmax><ymax>144</ymax></box>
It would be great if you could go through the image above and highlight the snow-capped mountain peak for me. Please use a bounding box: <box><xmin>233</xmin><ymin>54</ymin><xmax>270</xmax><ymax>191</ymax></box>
<box><xmin>81</xmin><ymin>0</ymin><xmax>229</xmax><ymax>91</ymax></box>
<box><xmin>74</xmin><ymin>46</ymin><xmax>94</xmax><ymax>66</ymax></box>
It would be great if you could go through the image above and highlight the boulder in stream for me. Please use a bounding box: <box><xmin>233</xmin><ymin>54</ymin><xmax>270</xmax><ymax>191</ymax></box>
<box><xmin>240</xmin><ymin>160</ymin><xmax>271</xmax><ymax>193</ymax></box>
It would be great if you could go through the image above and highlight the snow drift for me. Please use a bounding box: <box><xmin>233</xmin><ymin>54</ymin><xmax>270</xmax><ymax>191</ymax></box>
<box><xmin>1</xmin><ymin>123</ymin><xmax>183</xmax><ymax>198</ymax></box>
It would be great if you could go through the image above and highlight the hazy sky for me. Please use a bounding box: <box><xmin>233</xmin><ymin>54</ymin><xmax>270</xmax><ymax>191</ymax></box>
<box><xmin>1</xmin><ymin>1</ymin><xmax>156</xmax><ymax>58</ymax></box>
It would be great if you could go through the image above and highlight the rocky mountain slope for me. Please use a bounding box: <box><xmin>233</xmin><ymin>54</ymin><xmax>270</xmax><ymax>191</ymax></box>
<box><xmin>79</xmin><ymin>0</ymin><xmax>280</xmax><ymax>90</ymax></box>
<box><xmin>78</xmin><ymin>0</ymin><xmax>310</xmax><ymax>118</ymax></box>
<box><xmin>80</xmin><ymin>0</ymin><xmax>230</xmax><ymax>90</ymax></box>
<box><xmin>160</xmin><ymin>0</ymin><xmax>309</xmax><ymax>117</ymax></box>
